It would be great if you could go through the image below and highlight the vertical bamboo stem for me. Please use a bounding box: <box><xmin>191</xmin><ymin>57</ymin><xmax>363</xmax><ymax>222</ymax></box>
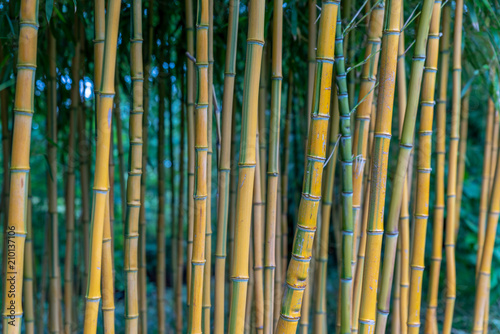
<box><xmin>83</xmin><ymin>0</ymin><xmax>121</xmax><ymax>331</ymax></box>
<box><xmin>102</xmin><ymin>192</ymin><xmax>115</xmax><ymax>333</ymax></box>
<box><xmin>263</xmin><ymin>0</ymin><xmax>282</xmax><ymax>331</ymax></box>
<box><xmin>228</xmin><ymin>0</ymin><xmax>265</xmax><ymax>330</ymax></box>
<box><xmin>214</xmin><ymin>0</ymin><xmax>240</xmax><ymax>330</ymax></box>
<box><xmin>443</xmin><ymin>1</ymin><xmax>463</xmax><ymax>331</ymax></box>
<box><xmin>123</xmin><ymin>0</ymin><xmax>142</xmax><ymax>331</ymax></box>
<box><xmin>187</xmin><ymin>0</ymin><xmax>209</xmax><ymax>329</ymax></box>
<box><xmin>424</xmin><ymin>5</ymin><xmax>451</xmax><ymax>332</ymax></box>
<box><xmin>475</xmin><ymin>99</ymin><xmax>494</xmax><ymax>275</ymax></box>
<box><xmin>23</xmin><ymin>177</ymin><xmax>34</xmax><ymax>333</ymax></box>
<box><xmin>275</xmin><ymin>2</ymin><xmax>338</xmax><ymax>332</ymax></box>
<box><xmin>405</xmin><ymin>3</ymin><xmax>442</xmax><ymax>333</ymax></box>
<box><xmin>455</xmin><ymin>89</ymin><xmax>470</xmax><ymax>239</ymax></box>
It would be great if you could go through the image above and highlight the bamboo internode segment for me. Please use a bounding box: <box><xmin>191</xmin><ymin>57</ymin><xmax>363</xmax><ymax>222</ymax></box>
<box><xmin>263</xmin><ymin>0</ymin><xmax>282</xmax><ymax>331</ymax></box>
<box><xmin>122</xmin><ymin>0</ymin><xmax>143</xmax><ymax>333</ymax></box>
<box><xmin>443</xmin><ymin>0</ymin><xmax>464</xmax><ymax>332</ymax></box>
<box><xmin>188</xmin><ymin>0</ymin><xmax>209</xmax><ymax>330</ymax></box>
<box><xmin>185</xmin><ymin>0</ymin><xmax>196</xmax><ymax>311</ymax></box>
<box><xmin>424</xmin><ymin>5</ymin><xmax>451</xmax><ymax>332</ymax></box>
<box><xmin>84</xmin><ymin>0</ymin><xmax>121</xmax><ymax>331</ymax></box>
<box><xmin>214</xmin><ymin>0</ymin><xmax>240</xmax><ymax>331</ymax></box>
<box><xmin>275</xmin><ymin>2</ymin><xmax>338</xmax><ymax>332</ymax></box>
<box><xmin>228</xmin><ymin>0</ymin><xmax>265</xmax><ymax>331</ymax></box>
<box><xmin>405</xmin><ymin>2</ymin><xmax>442</xmax><ymax>333</ymax></box>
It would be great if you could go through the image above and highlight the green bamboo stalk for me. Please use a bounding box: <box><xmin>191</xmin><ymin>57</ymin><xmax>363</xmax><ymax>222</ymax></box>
<box><xmin>263</xmin><ymin>0</ymin><xmax>283</xmax><ymax>331</ymax></box>
<box><xmin>214</xmin><ymin>0</ymin><xmax>240</xmax><ymax>330</ymax></box>
<box><xmin>455</xmin><ymin>89</ymin><xmax>470</xmax><ymax>238</ymax></box>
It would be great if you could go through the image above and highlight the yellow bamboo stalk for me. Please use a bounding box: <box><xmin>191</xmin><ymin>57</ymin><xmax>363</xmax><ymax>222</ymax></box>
<box><xmin>351</xmin><ymin>6</ymin><xmax>384</xmax><ymax>305</ymax></box>
<box><xmin>102</xmin><ymin>192</ymin><xmax>115</xmax><ymax>333</ymax></box>
<box><xmin>263</xmin><ymin>0</ymin><xmax>283</xmax><ymax>331</ymax></box>
<box><xmin>455</xmin><ymin>89</ymin><xmax>470</xmax><ymax>239</ymax></box>
<box><xmin>472</xmin><ymin>127</ymin><xmax>500</xmax><ymax>333</ymax></box>
<box><xmin>186</xmin><ymin>0</ymin><xmax>196</xmax><ymax>309</ymax></box>
<box><xmin>65</xmin><ymin>18</ymin><xmax>81</xmax><ymax>333</ymax></box>
<box><xmin>476</xmin><ymin>99</ymin><xmax>495</xmax><ymax>275</ymax></box>
<box><xmin>406</xmin><ymin>3</ymin><xmax>442</xmax><ymax>333</ymax></box>
<box><xmin>203</xmin><ymin>0</ymin><xmax>214</xmax><ymax>329</ymax></box>
<box><xmin>357</xmin><ymin>0</ymin><xmax>401</xmax><ymax>332</ymax></box>
<box><xmin>400</xmin><ymin>182</ymin><xmax>410</xmax><ymax>334</ymax></box>
<box><xmin>83</xmin><ymin>0</ymin><xmax>120</xmax><ymax>331</ymax></box>
<box><xmin>275</xmin><ymin>2</ymin><xmax>338</xmax><ymax>332</ymax></box>
<box><xmin>424</xmin><ymin>5</ymin><xmax>451</xmax><ymax>332</ymax></box>
<box><xmin>313</xmin><ymin>82</ymin><xmax>339</xmax><ymax>333</ymax></box>
<box><xmin>443</xmin><ymin>1</ymin><xmax>463</xmax><ymax>331</ymax></box>
<box><xmin>258</xmin><ymin>43</ymin><xmax>269</xmax><ymax>203</ymax></box>
<box><xmin>214</xmin><ymin>0</ymin><xmax>240</xmax><ymax>330</ymax></box>
<box><xmin>123</xmin><ymin>0</ymin><xmax>143</xmax><ymax>332</ymax></box>
<box><xmin>47</xmin><ymin>29</ymin><xmax>61</xmax><ymax>334</ymax></box>
<box><xmin>228</xmin><ymin>0</ymin><xmax>265</xmax><ymax>330</ymax></box>
<box><xmin>187</xmin><ymin>0</ymin><xmax>209</xmax><ymax>329</ymax></box>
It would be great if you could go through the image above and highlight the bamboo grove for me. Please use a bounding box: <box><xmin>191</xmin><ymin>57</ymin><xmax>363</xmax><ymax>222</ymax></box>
<box><xmin>2</xmin><ymin>0</ymin><xmax>500</xmax><ymax>332</ymax></box>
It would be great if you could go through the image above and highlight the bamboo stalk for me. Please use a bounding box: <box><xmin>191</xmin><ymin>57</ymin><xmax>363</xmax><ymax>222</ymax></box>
<box><xmin>253</xmin><ymin>133</ymin><xmax>265</xmax><ymax>333</ymax></box>
<box><xmin>114</xmin><ymin>66</ymin><xmax>127</xmax><ymax>231</ymax></box>
<box><xmin>281</xmin><ymin>71</ymin><xmax>293</xmax><ymax>285</ymax></box>
<box><xmin>122</xmin><ymin>0</ymin><xmax>142</xmax><ymax>332</ymax></box>
<box><xmin>356</xmin><ymin>1</ymin><xmax>402</xmax><ymax>332</ymax></box>
<box><xmin>47</xmin><ymin>29</ymin><xmax>61</xmax><ymax>334</ymax></box>
<box><xmin>455</xmin><ymin>89</ymin><xmax>470</xmax><ymax>239</ymax></box>
<box><xmin>443</xmin><ymin>1</ymin><xmax>463</xmax><ymax>331</ymax></box>
<box><xmin>65</xmin><ymin>19</ymin><xmax>81</xmax><ymax>333</ymax></box>
<box><xmin>404</xmin><ymin>3</ymin><xmax>442</xmax><ymax>333</ymax></box>
<box><xmin>176</xmin><ymin>60</ymin><xmax>186</xmax><ymax>334</ymax></box>
<box><xmin>263</xmin><ymin>0</ymin><xmax>283</xmax><ymax>331</ymax></box>
<box><xmin>391</xmin><ymin>236</ymin><xmax>402</xmax><ymax>334</ymax></box>
<box><xmin>185</xmin><ymin>0</ymin><xmax>196</xmax><ymax>309</ymax></box>
<box><xmin>157</xmin><ymin>56</ymin><xmax>167</xmax><ymax>334</ymax></box>
<box><xmin>187</xmin><ymin>0</ymin><xmax>209</xmax><ymax>329</ymax></box>
<box><xmin>214</xmin><ymin>0</ymin><xmax>240</xmax><ymax>330</ymax></box>
<box><xmin>475</xmin><ymin>99</ymin><xmax>495</xmax><ymax>275</ymax></box>
<box><xmin>489</xmin><ymin>112</ymin><xmax>499</xmax><ymax>200</ymax></box>
<box><xmin>258</xmin><ymin>41</ymin><xmax>269</xmax><ymax>203</ymax></box>
<box><xmin>424</xmin><ymin>5</ymin><xmax>451</xmax><ymax>332</ymax></box>
<box><xmin>228</xmin><ymin>0</ymin><xmax>266</xmax><ymax>330</ymax></box>
<box><xmin>23</xmin><ymin>177</ymin><xmax>34</xmax><ymax>333</ymax></box>
<box><xmin>203</xmin><ymin>0</ymin><xmax>214</xmax><ymax>329</ymax></box>
<box><xmin>351</xmin><ymin>7</ymin><xmax>384</xmax><ymax>310</ymax></box>
<box><xmin>274</xmin><ymin>182</ymin><xmax>282</xmax><ymax>329</ymax></box>
<box><xmin>275</xmin><ymin>2</ymin><xmax>338</xmax><ymax>332</ymax></box>
<box><xmin>102</xmin><ymin>192</ymin><xmax>115</xmax><ymax>333</ymax></box>
<box><xmin>83</xmin><ymin>0</ymin><xmax>121</xmax><ymax>331</ymax></box>
<box><xmin>472</xmin><ymin>124</ymin><xmax>500</xmax><ymax>333</ymax></box>
<box><xmin>138</xmin><ymin>2</ymin><xmax>153</xmax><ymax>331</ymax></box>
<box><xmin>313</xmin><ymin>78</ymin><xmax>340</xmax><ymax>334</ymax></box>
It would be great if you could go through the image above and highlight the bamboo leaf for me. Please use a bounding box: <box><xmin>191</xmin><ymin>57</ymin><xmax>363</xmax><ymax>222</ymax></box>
<box><xmin>54</xmin><ymin>6</ymin><xmax>67</xmax><ymax>23</ymax></box>
<box><xmin>46</xmin><ymin>0</ymin><xmax>54</xmax><ymax>23</ymax></box>
<box><xmin>468</xmin><ymin>4</ymin><xmax>480</xmax><ymax>32</ymax></box>
<box><xmin>0</xmin><ymin>78</ymin><xmax>15</xmax><ymax>92</ymax></box>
